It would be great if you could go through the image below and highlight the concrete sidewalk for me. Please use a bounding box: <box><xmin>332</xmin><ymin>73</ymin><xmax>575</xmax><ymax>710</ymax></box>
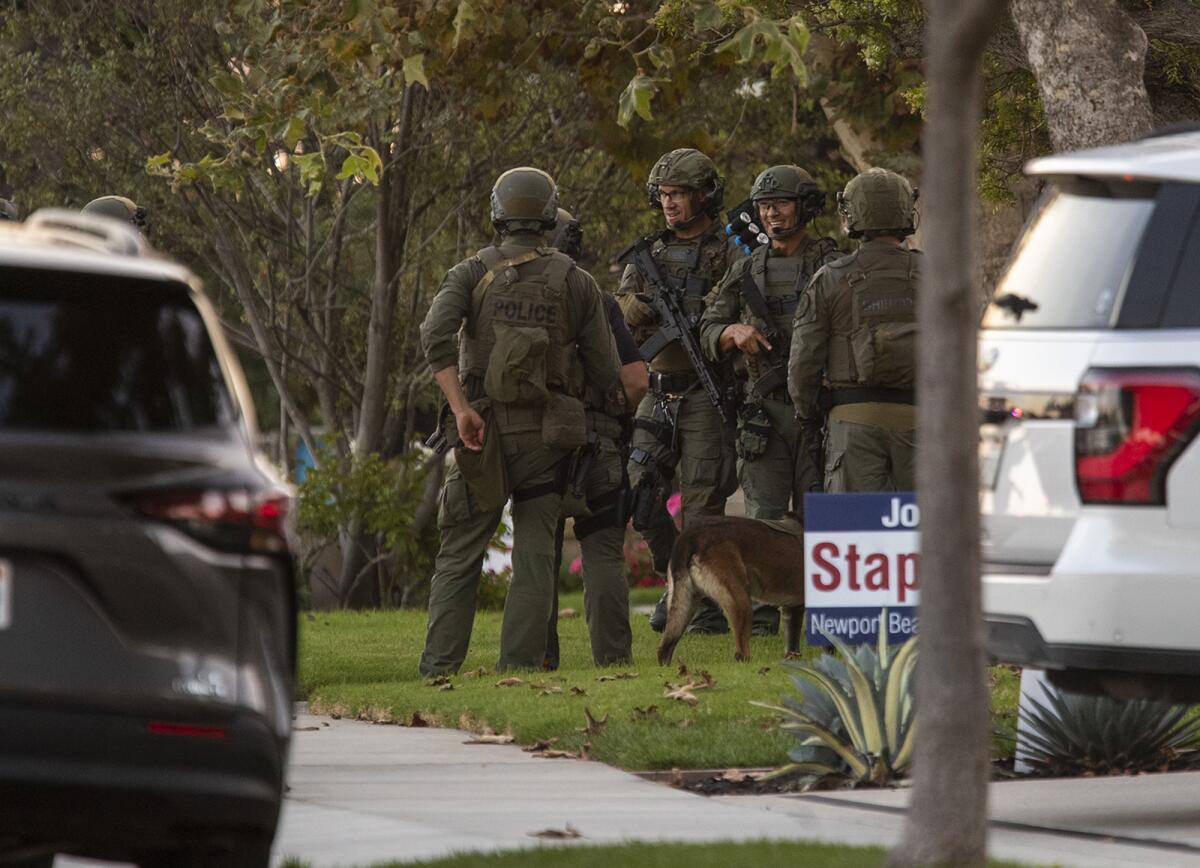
<box><xmin>272</xmin><ymin>706</ymin><xmax>1200</xmax><ymax>867</ymax></box>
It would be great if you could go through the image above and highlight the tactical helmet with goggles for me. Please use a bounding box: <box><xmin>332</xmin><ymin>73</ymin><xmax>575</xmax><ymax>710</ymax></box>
<box><xmin>646</xmin><ymin>148</ymin><xmax>723</xmax><ymax>216</ymax></box>
<box><xmin>490</xmin><ymin>167</ymin><xmax>559</xmax><ymax>232</ymax></box>
<box><xmin>836</xmin><ymin>168</ymin><xmax>917</xmax><ymax>239</ymax></box>
<box><xmin>750</xmin><ymin>165</ymin><xmax>824</xmax><ymax>237</ymax></box>
<box><xmin>82</xmin><ymin>195</ymin><xmax>148</xmax><ymax>230</ymax></box>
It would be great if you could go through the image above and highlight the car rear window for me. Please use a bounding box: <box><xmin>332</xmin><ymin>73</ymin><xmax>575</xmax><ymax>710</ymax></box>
<box><xmin>982</xmin><ymin>181</ymin><xmax>1156</xmax><ymax>329</ymax></box>
<box><xmin>0</xmin><ymin>268</ymin><xmax>235</xmax><ymax>432</ymax></box>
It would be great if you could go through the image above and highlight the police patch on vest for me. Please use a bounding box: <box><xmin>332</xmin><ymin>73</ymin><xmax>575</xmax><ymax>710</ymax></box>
<box><xmin>495</xmin><ymin>297</ymin><xmax>559</xmax><ymax>325</ymax></box>
<box><xmin>860</xmin><ymin>296</ymin><xmax>914</xmax><ymax>317</ymax></box>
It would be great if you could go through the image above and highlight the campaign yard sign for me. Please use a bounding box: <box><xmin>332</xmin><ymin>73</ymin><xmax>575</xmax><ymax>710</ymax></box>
<box><xmin>803</xmin><ymin>492</ymin><xmax>920</xmax><ymax>647</ymax></box>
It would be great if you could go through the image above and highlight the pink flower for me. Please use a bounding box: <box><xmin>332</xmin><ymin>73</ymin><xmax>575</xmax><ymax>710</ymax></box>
<box><xmin>666</xmin><ymin>492</ymin><xmax>682</xmax><ymax>517</ymax></box>
<box><xmin>568</xmin><ymin>556</ymin><xmax>583</xmax><ymax>575</ymax></box>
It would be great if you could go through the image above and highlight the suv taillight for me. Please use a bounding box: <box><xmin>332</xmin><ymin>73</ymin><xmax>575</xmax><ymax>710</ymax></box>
<box><xmin>122</xmin><ymin>487</ymin><xmax>292</xmax><ymax>554</ymax></box>
<box><xmin>1074</xmin><ymin>368</ymin><xmax>1200</xmax><ymax>505</ymax></box>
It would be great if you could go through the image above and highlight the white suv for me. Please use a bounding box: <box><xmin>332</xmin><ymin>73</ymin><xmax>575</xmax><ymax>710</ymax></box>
<box><xmin>980</xmin><ymin>129</ymin><xmax>1200</xmax><ymax>703</ymax></box>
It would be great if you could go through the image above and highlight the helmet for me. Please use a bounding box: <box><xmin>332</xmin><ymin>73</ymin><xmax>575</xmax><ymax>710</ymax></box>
<box><xmin>83</xmin><ymin>195</ymin><xmax>147</xmax><ymax>230</ymax></box>
<box><xmin>646</xmin><ymin>148</ymin><xmax>723</xmax><ymax>215</ymax></box>
<box><xmin>750</xmin><ymin>165</ymin><xmax>825</xmax><ymax>230</ymax></box>
<box><xmin>549</xmin><ymin>207</ymin><xmax>583</xmax><ymax>260</ymax></box>
<box><xmin>490</xmin><ymin>167</ymin><xmax>559</xmax><ymax>231</ymax></box>
<box><xmin>0</xmin><ymin>198</ymin><xmax>18</xmax><ymax>221</ymax></box>
<box><xmin>837</xmin><ymin>168</ymin><xmax>917</xmax><ymax>239</ymax></box>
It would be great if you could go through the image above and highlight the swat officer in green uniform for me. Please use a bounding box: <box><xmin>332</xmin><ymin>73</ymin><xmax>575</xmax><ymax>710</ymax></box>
<box><xmin>702</xmin><ymin>165</ymin><xmax>838</xmax><ymax>518</ymax></box>
<box><xmin>544</xmin><ymin>208</ymin><xmax>644</xmax><ymax>668</ymax></box>
<box><xmin>789</xmin><ymin>168</ymin><xmax>920</xmax><ymax>493</ymax></box>
<box><xmin>418</xmin><ymin>168</ymin><xmax>621</xmax><ymax>677</ymax></box>
<box><xmin>616</xmin><ymin>148</ymin><xmax>739</xmax><ymax>634</ymax></box>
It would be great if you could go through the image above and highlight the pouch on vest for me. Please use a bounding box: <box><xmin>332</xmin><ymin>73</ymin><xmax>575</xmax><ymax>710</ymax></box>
<box><xmin>483</xmin><ymin>322</ymin><xmax>550</xmax><ymax>405</ymax></box>
<box><xmin>453</xmin><ymin>401</ymin><xmax>508</xmax><ymax>514</ymax></box>
<box><xmin>735</xmin><ymin>402</ymin><xmax>771</xmax><ymax>462</ymax></box>
<box><xmin>848</xmin><ymin>265</ymin><xmax>918</xmax><ymax>391</ymax></box>
<box><xmin>542</xmin><ymin>391</ymin><xmax>588</xmax><ymax>450</ymax></box>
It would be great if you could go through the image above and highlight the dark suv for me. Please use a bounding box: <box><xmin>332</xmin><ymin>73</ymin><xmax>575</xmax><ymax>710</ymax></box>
<box><xmin>0</xmin><ymin>211</ymin><xmax>295</xmax><ymax>867</ymax></box>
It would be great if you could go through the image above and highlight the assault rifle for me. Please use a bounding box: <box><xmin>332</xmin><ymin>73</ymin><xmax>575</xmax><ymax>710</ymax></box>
<box><xmin>737</xmin><ymin>270</ymin><xmax>790</xmax><ymax>399</ymax></box>
<box><xmin>618</xmin><ymin>236</ymin><xmax>737</xmax><ymax>424</ymax></box>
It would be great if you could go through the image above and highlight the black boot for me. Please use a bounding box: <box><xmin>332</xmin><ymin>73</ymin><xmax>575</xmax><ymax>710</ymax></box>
<box><xmin>686</xmin><ymin>596</ymin><xmax>729</xmax><ymax>634</ymax></box>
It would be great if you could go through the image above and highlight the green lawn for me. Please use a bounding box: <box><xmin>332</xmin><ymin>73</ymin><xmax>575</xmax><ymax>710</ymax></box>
<box><xmin>299</xmin><ymin>594</ymin><xmax>1020</xmax><ymax>771</ymax></box>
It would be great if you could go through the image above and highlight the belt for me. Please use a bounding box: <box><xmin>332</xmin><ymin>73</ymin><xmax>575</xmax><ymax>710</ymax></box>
<box><xmin>828</xmin><ymin>387</ymin><xmax>915</xmax><ymax>407</ymax></box>
<box><xmin>649</xmin><ymin>370</ymin><xmax>696</xmax><ymax>394</ymax></box>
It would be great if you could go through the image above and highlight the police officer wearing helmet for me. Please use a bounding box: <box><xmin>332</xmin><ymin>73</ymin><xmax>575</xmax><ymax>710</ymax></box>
<box><xmin>542</xmin><ymin>208</ymin><xmax>643</xmax><ymax>669</ymax></box>
<box><xmin>700</xmin><ymin>165</ymin><xmax>837</xmax><ymax>632</ymax></box>
<box><xmin>789</xmin><ymin>168</ymin><xmax>920</xmax><ymax>493</ymax></box>
<box><xmin>617</xmin><ymin>148</ymin><xmax>739</xmax><ymax>634</ymax></box>
<box><xmin>82</xmin><ymin>195</ymin><xmax>148</xmax><ymax>231</ymax></box>
<box><xmin>419</xmin><ymin>169</ymin><xmax>621</xmax><ymax>676</ymax></box>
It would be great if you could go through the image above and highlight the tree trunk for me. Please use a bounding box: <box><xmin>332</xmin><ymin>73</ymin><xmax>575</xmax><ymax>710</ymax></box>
<box><xmin>889</xmin><ymin>1</ymin><xmax>1002</xmax><ymax>865</ymax></box>
<box><xmin>1010</xmin><ymin>0</ymin><xmax>1154</xmax><ymax>150</ymax></box>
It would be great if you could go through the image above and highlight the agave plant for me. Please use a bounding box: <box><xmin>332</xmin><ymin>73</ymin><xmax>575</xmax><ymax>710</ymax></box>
<box><xmin>1017</xmin><ymin>683</ymin><xmax>1200</xmax><ymax>776</ymax></box>
<box><xmin>753</xmin><ymin>613</ymin><xmax>918</xmax><ymax>790</ymax></box>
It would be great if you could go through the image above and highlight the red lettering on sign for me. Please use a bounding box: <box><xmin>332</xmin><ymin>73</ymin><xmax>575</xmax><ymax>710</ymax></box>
<box><xmin>898</xmin><ymin>552</ymin><xmax>920</xmax><ymax>604</ymax></box>
<box><xmin>863</xmin><ymin>553</ymin><xmax>889</xmax><ymax>591</ymax></box>
<box><xmin>846</xmin><ymin>544</ymin><xmax>861</xmax><ymax>590</ymax></box>
<box><xmin>811</xmin><ymin>542</ymin><xmax>841</xmax><ymax>591</ymax></box>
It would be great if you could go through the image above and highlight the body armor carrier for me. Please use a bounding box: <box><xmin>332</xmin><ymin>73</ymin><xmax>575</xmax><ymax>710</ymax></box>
<box><xmin>826</xmin><ymin>247</ymin><xmax>921</xmax><ymax>393</ymax></box>
<box><xmin>460</xmin><ymin>245</ymin><xmax>577</xmax><ymax>432</ymax></box>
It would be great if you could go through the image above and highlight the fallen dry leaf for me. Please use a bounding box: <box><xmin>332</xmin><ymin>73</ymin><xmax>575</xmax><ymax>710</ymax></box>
<box><xmin>558</xmin><ymin>607</ymin><xmax>579</xmax><ymax>619</ymax></box>
<box><xmin>409</xmin><ymin>712</ymin><xmax>429</xmax><ymax>728</ymax></box>
<box><xmin>428</xmin><ymin>675</ymin><xmax>452</xmax><ymax>687</ymax></box>
<box><xmin>438</xmin><ymin>682</ymin><xmax>454</xmax><ymax>691</ymax></box>
<box><xmin>577</xmin><ymin>707</ymin><xmax>608</xmax><ymax>737</ymax></box>
<box><xmin>784</xmin><ymin>651</ymin><xmax>803</xmax><ymax>660</ymax></box>
<box><xmin>462</xmin><ymin>667</ymin><xmax>489</xmax><ymax>679</ymax></box>
<box><xmin>495</xmin><ymin>677</ymin><xmax>526</xmax><ymax>687</ymax></box>
<box><xmin>539</xmin><ymin>687</ymin><xmax>564</xmax><ymax>696</ymax></box>
<box><xmin>531</xmin><ymin>749</ymin><xmax>580</xmax><ymax>759</ymax></box>
<box><xmin>677</xmin><ymin>719</ymin><xmax>695</xmax><ymax>729</ymax></box>
<box><xmin>522</xmin><ymin>738</ymin><xmax>559</xmax><ymax>752</ymax></box>
<box><xmin>663</xmin><ymin>683</ymin><xmax>699</xmax><ymax>705</ymax></box>
<box><xmin>676</xmin><ymin>660</ymin><xmax>689</xmax><ymax>678</ymax></box>
<box><xmin>292</xmin><ymin>725</ymin><xmax>320</xmax><ymax>732</ymax></box>
<box><xmin>719</xmin><ymin>769</ymin><xmax>756</xmax><ymax>783</ymax></box>
<box><xmin>597</xmin><ymin>671</ymin><xmax>639</xmax><ymax>682</ymax></box>
<box><xmin>528</xmin><ymin>824</ymin><xmax>582</xmax><ymax>839</ymax></box>
<box><xmin>757</xmin><ymin>666</ymin><xmax>771</xmax><ymax>676</ymax></box>
<box><xmin>694</xmin><ymin>670</ymin><xmax>717</xmax><ymax>689</ymax></box>
<box><xmin>631</xmin><ymin>705</ymin><xmax>659</xmax><ymax>720</ymax></box>
<box><xmin>463</xmin><ymin>733</ymin><xmax>515</xmax><ymax>745</ymax></box>
<box><xmin>570</xmin><ymin>686</ymin><xmax>587</xmax><ymax>696</ymax></box>
<box><xmin>669</xmin><ymin>768</ymin><xmax>684</xmax><ymax>788</ymax></box>
<box><xmin>579</xmin><ymin>740</ymin><xmax>594</xmax><ymax>761</ymax></box>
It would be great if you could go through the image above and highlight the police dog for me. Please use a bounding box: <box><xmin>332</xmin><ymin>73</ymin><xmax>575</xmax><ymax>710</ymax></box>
<box><xmin>657</xmin><ymin>515</ymin><xmax>805</xmax><ymax>664</ymax></box>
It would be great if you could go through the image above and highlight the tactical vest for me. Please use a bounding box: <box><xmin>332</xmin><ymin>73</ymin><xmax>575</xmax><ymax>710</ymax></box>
<box><xmin>460</xmin><ymin>245</ymin><xmax>576</xmax><ymax>430</ymax></box>
<box><xmin>826</xmin><ymin>248</ymin><xmax>920</xmax><ymax>391</ymax></box>
<box><xmin>644</xmin><ymin>226</ymin><xmax>727</xmax><ymax>373</ymax></box>
<box><xmin>741</xmin><ymin>240</ymin><xmax>833</xmax><ymax>395</ymax></box>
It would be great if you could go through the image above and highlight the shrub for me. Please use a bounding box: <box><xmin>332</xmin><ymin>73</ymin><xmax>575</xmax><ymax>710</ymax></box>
<box><xmin>755</xmin><ymin>618</ymin><xmax>917</xmax><ymax>790</ymax></box>
<box><xmin>1017</xmin><ymin>684</ymin><xmax>1200</xmax><ymax>776</ymax></box>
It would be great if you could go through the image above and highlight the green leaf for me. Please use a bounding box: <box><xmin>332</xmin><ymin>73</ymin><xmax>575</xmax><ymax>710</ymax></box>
<box><xmin>616</xmin><ymin>73</ymin><xmax>658</xmax><ymax>128</ymax></box>
<box><xmin>645</xmin><ymin>43</ymin><xmax>675</xmax><ymax>72</ymax></box>
<box><xmin>284</xmin><ymin>115</ymin><xmax>306</xmax><ymax>151</ymax></box>
<box><xmin>453</xmin><ymin>0</ymin><xmax>476</xmax><ymax>51</ymax></box>
<box><xmin>884</xmin><ymin>638</ymin><xmax>919</xmax><ymax>752</ymax></box>
<box><xmin>336</xmin><ymin>153</ymin><xmax>369</xmax><ymax>181</ymax></box>
<box><xmin>292</xmin><ymin>151</ymin><xmax>325</xmax><ymax>197</ymax></box>
<box><xmin>402</xmin><ymin>53</ymin><xmax>428</xmax><ymax>90</ymax></box>
<box><xmin>692</xmin><ymin>0</ymin><xmax>725</xmax><ymax>33</ymax></box>
<box><xmin>146</xmin><ymin>152</ymin><xmax>172</xmax><ymax>169</ymax></box>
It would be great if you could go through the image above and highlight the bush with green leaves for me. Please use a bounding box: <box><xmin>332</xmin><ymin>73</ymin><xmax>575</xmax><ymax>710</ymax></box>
<box><xmin>755</xmin><ymin>619</ymin><xmax>917</xmax><ymax>790</ymax></box>
<box><xmin>1017</xmin><ymin>684</ymin><xmax>1200</xmax><ymax>776</ymax></box>
<box><xmin>297</xmin><ymin>448</ymin><xmax>440</xmax><ymax>608</ymax></box>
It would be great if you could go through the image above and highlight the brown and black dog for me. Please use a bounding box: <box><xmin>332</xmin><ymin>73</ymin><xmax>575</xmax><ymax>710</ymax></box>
<box><xmin>657</xmin><ymin>515</ymin><xmax>805</xmax><ymax>664</ymax></box>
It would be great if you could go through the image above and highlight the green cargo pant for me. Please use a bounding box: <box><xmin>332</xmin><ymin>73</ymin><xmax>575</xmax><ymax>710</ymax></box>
<box><xmin>737</xmin><ymin>396</ymin><xmax>810</xmax><ymax>519</ymax></box>
<box><xmin>419</xmin><ymin>430</ymin><xmax>569</xmax><ymax>678</ymax></box>
<box><xmin>824</xmin><ymin>413</ymin><xmax>916</xmax><ymax>493</ymax></box>
<box><xmin>545</xmin><ymin>436</ymin><xmax>633</xmax><ymax>667</ymax></box>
